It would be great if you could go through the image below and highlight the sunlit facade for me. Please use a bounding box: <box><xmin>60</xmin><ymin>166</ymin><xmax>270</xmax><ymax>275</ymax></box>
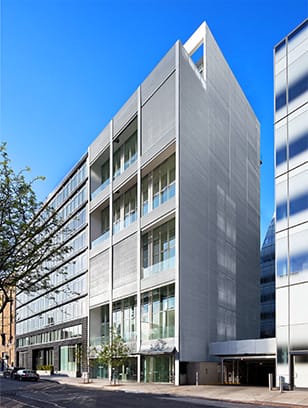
<box><xmin>88</xmin><ymin>22</ymin><xmax>260</xmax><ymax>385</ymax></box>
<box><xmin>274</xmin><ymin>19</ymin><xmax>308</xmax><ymax>388</ymax></box>
<box><xmin>15</xmin><ymin>155</ymin><xmax>88</xmax><ymax>376</ymax></box>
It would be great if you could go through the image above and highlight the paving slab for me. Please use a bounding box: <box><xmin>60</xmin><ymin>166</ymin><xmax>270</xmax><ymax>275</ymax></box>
<box><xmin>40</xmin><ymin>376</ymin><xmax>308</xmax><ymax>407</ymax></box>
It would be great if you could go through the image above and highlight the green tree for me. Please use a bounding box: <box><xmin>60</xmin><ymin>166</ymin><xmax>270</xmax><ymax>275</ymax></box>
<box><xmin>0</xmin><ymin>142</ymin><xmax>71</xmax><ymax>314</ymax></box>
<box><xmin>96</xmin><ymin>330</ymin><xmax>129</xmax><ymax>383</ymax></box>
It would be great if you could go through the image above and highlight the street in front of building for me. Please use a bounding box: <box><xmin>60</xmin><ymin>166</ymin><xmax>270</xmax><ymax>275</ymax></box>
<box><xmin>1</xmin><ymin>377</ymin><xmax>308</xmax><ymax>408</ymax></box>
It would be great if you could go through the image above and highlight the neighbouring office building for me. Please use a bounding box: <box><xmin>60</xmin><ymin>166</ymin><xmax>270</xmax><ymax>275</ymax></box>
<box><xmin>274</xmin><ymin>19</ymin><xmax>308</xmax><ymax>389</ymax></box>
<box><xmin>260</xmin><ymin>217</ymin><xmax>276</xmax><ymax>339</ymax></box>
<box><xmin>88</xmin><ymin>22</ymin><xmax>260</xmax><ymax>385</ymax></box>
<box><xmin>15</xmin><ymin>155</ymin><xmax>89</xmax><ymax>376</ymax></box>
<box><xmin>0</xmin><ymin>289</ymin><xmax>15</xmax><ymax>369</ymax></box>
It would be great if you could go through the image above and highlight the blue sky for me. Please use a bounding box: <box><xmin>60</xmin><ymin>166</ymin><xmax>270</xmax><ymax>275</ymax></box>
<box><xmin>1</xmin><ymin>0</ymin><xmax>307</xmax><ymax>242</ymax></box>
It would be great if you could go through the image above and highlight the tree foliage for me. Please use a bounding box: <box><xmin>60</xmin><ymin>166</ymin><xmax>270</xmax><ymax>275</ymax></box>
<box><xmin>0</xmin><ymin>142</ymin><xmax>70</xmax><ymax>314</ymax></box>
<box><xmin>96</xmin><ymin>330</ymin><xmax>129</xmax><ymax>380</ymax></box>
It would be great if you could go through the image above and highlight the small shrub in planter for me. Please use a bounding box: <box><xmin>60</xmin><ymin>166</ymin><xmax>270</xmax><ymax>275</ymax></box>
<box><xmin>37</xmin><ymin>365</ymin><xmax>54</xmax><ymax>374</ymax></box>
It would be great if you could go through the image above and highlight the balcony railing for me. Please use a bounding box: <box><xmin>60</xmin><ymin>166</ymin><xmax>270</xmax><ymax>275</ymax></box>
<box><xmin>91</xmin><ymin>179</ymin><xmax>110</xmax><ymax>200</ymax></box>
<box><xmin>142</xmin><ymin>256</ymin><xmax>175</xmax><ymax>279</ymax></box>
<box><xmin>91</xmin><ymin>230</ymin><xmax>110</xmax><ymax>248</ymax></box>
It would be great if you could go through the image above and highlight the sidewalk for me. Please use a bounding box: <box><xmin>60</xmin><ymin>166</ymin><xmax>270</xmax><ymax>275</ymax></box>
<box><xmin>42</xmin><ymin>375</ymin><xmax>308</xmax><ymax>407</ymax></box>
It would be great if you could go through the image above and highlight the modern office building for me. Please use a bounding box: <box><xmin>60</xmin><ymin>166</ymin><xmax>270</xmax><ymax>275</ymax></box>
<box><xmin>274</xmin><ymin>19</ymin><xmax>308</xmax><ymax>388</ymax></box>
<box><xmin>260</xmin><ymin>217</ymin><xmax>276</xmax><ymax>339</ymax></box>
<box><xmin>15</xmin><ymin>155</ymin><xmax>89</xmax><ymax>376</ymax></box>
<box><xmin>88</xmin><ymin>22</ymin><xmax>260</xmax><ymax>385</ymax></box>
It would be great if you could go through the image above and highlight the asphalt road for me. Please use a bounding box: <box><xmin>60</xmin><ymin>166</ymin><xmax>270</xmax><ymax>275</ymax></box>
<box><xmin>0</xmin><ymin>377</ymin><xmax>289</xmax><ymax>408</ymax></box>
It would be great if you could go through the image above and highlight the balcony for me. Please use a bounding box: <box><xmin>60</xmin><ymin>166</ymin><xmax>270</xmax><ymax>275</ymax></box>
<box><xmin>91</xmin><ymin>179</ymin><xmax>110</xmax><ymax>200</ymax></box>
<box><xmin>91</xmin><ymin>231</ymin><xmax>110</xmax><ymax>248</ymax></box>
<box><xmin>142</xmin><ymin>256</ymin><xmax>175</xmax><ymax>279</ymax></box>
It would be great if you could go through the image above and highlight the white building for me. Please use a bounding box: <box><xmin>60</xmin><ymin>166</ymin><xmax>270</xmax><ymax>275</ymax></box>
<box><xmin>274</xmin><ymin>19</ymin><xmax>308</xmax><ymax>389</ymax></box>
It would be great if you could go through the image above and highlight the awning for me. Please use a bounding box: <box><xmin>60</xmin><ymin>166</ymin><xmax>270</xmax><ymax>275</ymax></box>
<box><xmin>138</xmin><ymin>346</ymin><xmax>175</xmax><ymax>356</ymax></box>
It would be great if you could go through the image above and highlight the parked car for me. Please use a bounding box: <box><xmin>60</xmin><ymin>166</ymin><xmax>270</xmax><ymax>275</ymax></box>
<box><xmin>3</xmin><ymin>367</ymin><xmax>25</xmax><ymax>379</ymax></box>
<box><xmin>14</xmin><ymin>369</ymin><xmax>39</xmax><ymax>381</ymax></box>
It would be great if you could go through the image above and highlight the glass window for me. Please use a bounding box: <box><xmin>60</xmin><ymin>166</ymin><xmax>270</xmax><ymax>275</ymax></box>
<box><xmin>290</xmin><ymin>192</ymin><xmax>308</xmax><ymax>216</ymax></box>
<box><xmin>113</xmin><ymin>198</ymin><xmax>121</xmax><ymax>234</ymax></box>
<box><xmin>111</xmin><ymin>297</ymin><xmax>136</xmax><ymax>342</ymax></box>
<box><xmin>142</xmin><ymin>219</ymin><xmax>175</xmax><ymax>278</ymax></box>
<box><xmin>142</xmin><ymin>176</ymin><xmax>149</xmax><ymax>216</ymax></box>
<box><xmin>289</xmin><ymin>132</ymin><xmax>308</xmax><ymax>160</ymax></box>
<box><xmin>151</xmin><ymin>154</ymin><xmax>175</xmax><ymax>211</ymax></box>
<box><xmin>276</xmin><ymin>201</ymin><xmax>288</xmax><ymax>221</ymax></box>
<box><xmin>142</xmin><ymin>233</ymin><xmax>149</xmax><ymax>269</ymax></box>
<box><xmin>124</xmin><ymin>132</ymin><xmax>137</xmax><ymax>170</ymax></box>
<box><xmin>101</xmin><ymin>160</ymin><xmax>110</xmax><ymax>186</ymax></box>
<box><xmin>101</xmin><ymin>206</ymin><xmax>109</xmax><ymax>236</ymax></box>
<box><xmin>113</xmin><ymin>148</ymin><xmax>121</xmax><ymax>179</ymax></box>
<box><xmin>288</xmin><ymin>74</ymin><xmax>308</xmax><ymax>104</ymax></box>
<box><xmin>276</xmin><ymin>90</ymin><xmax>287</xmax><ymax>111</ymax></box>
<box><xmin>60</xmin><ymin>345</ymin><xmax>76</xmax><ymax>371</ymax></box>
<box><xmin>276</xmin><ymin>145</ymin><xmax>287</xmax><ymax>166</ymax></box>
<box><xmin>277</xmin><ymin>257</ymin><xmax>288</xmax><ymax>277</ymax></box>
<box><xmin>141</xmin><ymin>285</ymin><xmax>175</xmax><ymax>341</ymax></box>
<box><xmin>124</xmin><ymin>186</ymin><xmax>137</xmax><ymax>228</ymax></box>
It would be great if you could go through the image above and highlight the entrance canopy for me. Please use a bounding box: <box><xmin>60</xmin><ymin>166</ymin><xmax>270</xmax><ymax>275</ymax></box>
<box><xmin>210</xmin><ymin>338</ymin><xmax>276</xmax><ymax>358</ymax></box>
<box><xmin>210</xmin><ymin>338</ymin><xmax>276</xmax><ymax>386</ymax></box>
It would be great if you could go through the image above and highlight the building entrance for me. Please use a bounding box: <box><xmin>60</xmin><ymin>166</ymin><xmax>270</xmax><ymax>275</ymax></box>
<box><xmin>222</xmin><ymin>358</ymin><xmax>275</xmax><ymax>386</ymax></box>
<box><xmin>141</xmin><ymin>354</ymin><xmax>174</xmax><ymax>383</ymax></box>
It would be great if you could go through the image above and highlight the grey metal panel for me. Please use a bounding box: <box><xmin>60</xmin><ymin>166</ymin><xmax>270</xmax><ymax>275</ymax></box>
<box><xmin>178</xmin><ymin>36</ymin><xmax>260</xmax><ymax>363</ymax></box>
<box><xmin>210</xmin><ymin>338</ymin><xmax>276</xmax><ymax>356</ymax></box>
<box><xmin>114</xmin><ymin>91</ymin><xmax>138</xmax><ymax>136</ymax></box>
<box><xmin>89</xmin><ymin>250</ymin><xmax>109</xmax><ymax>298</ymax></box>
<box><xmin>141</xmin><ymin>130</ymin><xmax>175</xmax><ymax>167</ymax></box>
<box><xmin>141</xmin><ymin>198</ymin><xmax>175</xmax><ymax>230</ymax></box>
<box><xmin>141</xmin><ymin>45</ymin><xmax>176</xmax><ymax>105</ymax></box>
<box><xmin>90</xmin><ymin>184</ymin><xmax>110</xmax><ymax>212</ymax></box>
<box><xmin>112</xmin><ymin>222</ymin><xmax>138</xmax><ymax>246</ymax></box>
<box><xmin>112</xmin><ymin>162</ymin><xmax>137</xmax><ymax>192</ymax></box>
<box><xmin>89</xmin><ymin>124</ymin><xmax>110</xmax><ymax>165</ymax></box>
<box><xmin>113</xmin><ymin>233</ymin><xmax>137</xmax><ymax>289</ymax></box>
<box><xmin>89</xmin><ymin>291</ymin><xmax>110</xmax><ymax>308</ymax></box>
<box><xmin>142</xmin><ymin>73</ymin><xmax>176</xmax><ymax>156</ymax></box>
<box><xmin>140</xmin><ymin>270</ymin><xmax>175</xmax><ymax>292</ymax></box>
<box><xmin>113</xmin><ymin>282</ymin><xmax>137</xmax><ymax>301</ymax></box>
<box><xmin>89</xmin><ymin>238</ymin><xmax>109</xmax><ymax>259</ymax></box>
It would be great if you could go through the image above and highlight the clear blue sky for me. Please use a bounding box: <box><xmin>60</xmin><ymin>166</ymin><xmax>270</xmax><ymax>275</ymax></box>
<box><xmin>1</xmin><ymin>0</ymin><xmax>307</xmax><ymax>242</ymax></box>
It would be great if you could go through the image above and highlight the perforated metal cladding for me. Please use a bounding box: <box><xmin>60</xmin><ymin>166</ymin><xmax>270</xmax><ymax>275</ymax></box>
<box><xmin>141</xmin><ymin>73</ymin><xmax>175</xmax><ymax>156</ymax></box>
<box><xmin>113</xmin><ymin>91</ymin><xmax>138</xmax><ymax>136</ymax></box>
<box><xmin>141</xmin><ymin>45</ymin><xmax>175</xmax><ymax>104</ymax></box>
<box><xmin>89</xmin><ymin>125</ymin><xmax>110</xmax><ymax>165</ymax></box>
<box><xmin>89</xmin><ymin>250</ymin><xmax>109</xmax><ymax>298</ymax></box>
<box><xmin>178</xmin><ymin>34</ymin><xmax>260</xmax><ymax>362</ymax></box>
<box><xmin>113</xmin><ymin>234</ymin><xmax>137</xmax><ymax>289</ymax></box>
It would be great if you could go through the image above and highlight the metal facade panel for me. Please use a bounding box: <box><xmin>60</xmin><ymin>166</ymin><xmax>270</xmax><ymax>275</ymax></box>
<box><xmin>113</xmin><ymin>233</ymin><xmax>137</xmax><ymax>289</ymax></box>
<box><xmin>89</xmin><ymin>125</ymin><xmax>110</xmax><ymax>164</ymax></box>
<box><xmin>89</xmin><ymin>250</ymin><xmax>109</xmax><ymax>298</ymax></box>
<box><xmin>141</xmin><ymin>45</ymin><xmax>175</xmax><ymax>104</ymax></box>
<box><xmin>142</xmin><ymin>72</ymin><xmax>176</xmax><ymax>156</ymax></box>
<box><xmin>179</xmin><ymin>35</ymin><xmax>260</xmax><ymax>362</ymax></box>
<box><xmin>113</xmin><ymin>91</ymin><xmax>138</xmax><ymax>136</ymax></box>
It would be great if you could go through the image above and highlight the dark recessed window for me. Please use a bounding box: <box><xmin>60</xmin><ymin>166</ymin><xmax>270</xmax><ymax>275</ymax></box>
<box><xmin>290</xmin><ymin>192</ymin><xmax>308</xmax><ymax>216</ymax></box>
<box><xmin>275</xmin><ymin>90</ymin><xmax>287</xmax><ymax>111</ymax></box>
<box><xmin>288</xmin><ymin>20</ymin><xmax>308</xmax><ymax>42</ymax></box>
<box><xmin>275</xmin><ymin>39</ymin><xmax>286</xmax><ymax>53</ymax></box>
<box><xmin>288</xmin><ymin>73</ymin><xmax>308</xmax><ymax>103</ymax></box>
<box><xmin>289</xmin><ymin>132</ymin><xmax>308</xmax><ymax>159</ymax></box>
<box><xmin>276</xmin><ymin>202</ymin><xmax>288</xmax><ymax>220</ymax></box>
<box><xmin>290</xmin><ymin>251</ymin><xmax>308</xmax><ymax>274</ymax></box>
<box><xmin>276</xmin><ymin>145</ymin><xmax>287</xmax><ymax>166</ymax></box>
